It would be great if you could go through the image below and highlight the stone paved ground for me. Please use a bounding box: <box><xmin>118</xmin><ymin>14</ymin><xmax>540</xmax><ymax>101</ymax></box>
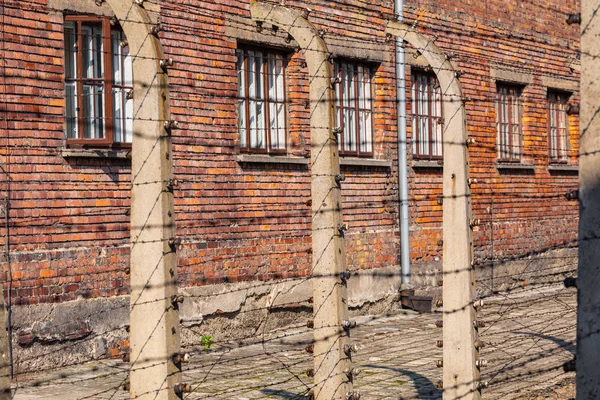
<box><xmin>12</xmin><ymin>284</ymin><xmax>576</xmax><ymax>399</ymax></box>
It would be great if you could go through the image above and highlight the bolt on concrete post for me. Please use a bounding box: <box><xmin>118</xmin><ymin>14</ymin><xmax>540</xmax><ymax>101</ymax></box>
<box><xmin>250</xmin><ymin>2</ymin><xmax>352</xmax><ymax>399</ymax></box>
<box><xmin>577</xmin><ymin>1</ymin><xmax>600</xmax><ymax>398</ymax></box>
<box><xmin>385</xmin><ymin>22</ymin><xmax>480</xmax><ymax>400</ymax></box>
<box><xmin>106</xmin><ymin>1</ymin><xmax>181</xmax><ymax>399</ymax></box>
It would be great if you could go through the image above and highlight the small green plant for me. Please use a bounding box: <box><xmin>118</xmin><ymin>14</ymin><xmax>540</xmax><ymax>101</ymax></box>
<box><xmin>201</xmin><ymin>334</ymin><xmax>213</xmax><ymax>351</ymax></box>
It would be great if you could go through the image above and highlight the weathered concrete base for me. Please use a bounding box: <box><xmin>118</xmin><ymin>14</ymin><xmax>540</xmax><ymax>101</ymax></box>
<box><xmin>411</xmin><ymin>247</ymin><xmax>578</xmax><ymax>305</ymax></box>
<box><xmin>8</xmin><ymin>248</ymin><xmax>576</xmax><ymax>371</ymax></box>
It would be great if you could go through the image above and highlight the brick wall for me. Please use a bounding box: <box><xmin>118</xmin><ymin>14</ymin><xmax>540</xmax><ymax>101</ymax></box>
<box><xmin>0</xmin><ymin>0</ymin><xmax>579</xmax><ymax>305</ymax></box>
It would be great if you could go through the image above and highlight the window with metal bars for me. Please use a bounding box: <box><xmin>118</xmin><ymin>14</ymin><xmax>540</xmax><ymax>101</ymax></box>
<box><xmin>411</xmin><ymin>71</ymin><xmax>443</xmax><ymax>159</ymax></box>
<box><xmin>496</xmin><ymin>84</ymin><xmax>523</xmax><ymax>161</ymax></box>
<box><xmin>333</xmin><ymin>60</ymin><xmax>374</xmax><ymax>157</ymax></box>
<box><xmin>236</xmin><ymin>46</ymin><xmax>287</xmax><ymax>153</ymax></box>
<box><xmin>547</xmin><ymin>91</ymin><xmax>570</xmax><ymax>162</ymax></box>
<box><xmin>64</xmin><ymin>16</ymin><xmax>133</xmax><ymax>146</ymax></box>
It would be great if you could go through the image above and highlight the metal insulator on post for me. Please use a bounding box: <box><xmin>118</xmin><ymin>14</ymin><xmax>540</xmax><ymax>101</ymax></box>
<box><xmin>473</xmin><ymin>299</ymin><xmax>484</xmax><ymax>310</ymax></box>
<box><xmin>166</xmin><ymin>178</ymin><xmax>179</xmax><ymax>192</ymax></box>
<box><xmin>332</xmin><ymin>126</ymin><xmax>343</xmax><ymax>140</ymax></box>
<box><xmin>564</xmin><ymin>277</ymin><xmax>578</xmax><ymax>288</ymax></box>
<box><xmin>477</xmin><ymin>381</ymin><xmax>489</xmax><ymax>390</ymax></box>
<box><xmin>172</xmin><ymin>352</ymin><xmax>190</xmax><ymax>364</ymax></box>
<box><xmin>344</xmin><ymin>343</ymin><xmax>358</xmax><ymax>355</ymax></box>
<box><xmin>468</xmin><ymin>178</ymin><xmax>478</xmax><ymax>186</ymax></box>
<box><xmin>306</xmin><ymin>368</ymin><xmax>315</xmax><ymax>377</ymax></box>
<box><xmin>344</xmin><ymin>367</ymin><xmax>360</xmax><ymax>379</ymax></box>
<box><xmin>337</xmin><ymin>223</ymin><xmax>349</xmax><ymax>234</ymax></box>
<box><xmin>474</xmin><ymin>320</ymin><xmax>485</xmax><ymax>328</ymax></box>
<box><xmin>566</xmin><ymin>13</ymin><xmax>581</xmax><ymax>25</ymax></box>
<box><xmin>466</xmin><ymin>138</ymin><xmax>476</xmax><ymax>146</ymax></box>
<box><xmin>174</xmin><ymin>383</ymin><xmax>192</xmax><ymax>395</ymax></box>
<box><xmin>307</xmin><ymin>320</ymin><xmax>314</xmax><ymax>328</ymax></box>
<box><xmin>163</xmin><ymin>120</ymin><xmax>179</xmax><ymax>131</ymax></box>
<box><xmin>340</xmin><ymin>271</ymin><xmax>351</xmax><ymax>283</ymax></box>
<box><xmin>307</xmin><ymin>390</ymin><xmax>315</xmax><ymax>399</ymax></box>
<box><xmin>335</xmin><ymin>174</ymin><xmax>346</xmax><ymax>185</ymax></box>
<box><xmin>151</xmin><ymin>23</ymin><xmax>162</xmax><ymax>36</ymax></box>
<box><xmin>346</xmin><ymin>391</ymin><xmax>361</xmax><ymax>400</ymax></box>
<box><xmin>171</xmin><ymin>295</ymin><xmax>184</xmax><ymax>307</ymax></box>
<box><xmin>342</xmin><ymin>320</ymin><xmax>357</xmax><ymax>330</ymax></box>
<box><xmin>331</xmin><ymin>76</ymin><xmax>341</xmax><ymax>86</ymax></box>
<box><xmin>435</xmin><ymin>299</ymin><xmax>443</xmax><ymax>307</ymax></box>
<box><xmin>436</xmin><ymin>340</ymin><xmax>443</xmax><ymax>348</ymax></box>
<box><xmin>474</xmin><ymin>340</ymin><xmax>485</xmax><ymax>349</ymax></box>
<box><xmin>122</xmin><ymin>351</ymin><xmax>130</xmax><ymax>362</ymax></box>
<box><xmin>160</xmin><ymin>58</ymin><xmax>174</xmax><ymax>70</ymax></box>
<box><xmin>134</xmin><ymin>0</ymin><xmax>144</xmax><ymax>5</ymax></box>
<box><xmin>435</xmin><ymin>360</ymin><xmax>443</xmax><ymax>368</ymax></box>
<box><xmin>563</xmin><ymin>359</ymin><xmax>576</xmax><ymax>372</ymax></box>
<box><xmin>565</xmin><ymin>189</ymin><xmax>579</xmax><ymax>201</ymax></box>
<box><xmin>168</xmin><ymin>237</ymin><xmax>182</xmax><ymax>250</ymax></box>
<box><xmin>469</xmin><ymin>218</ymin><xmax>481</xmax><ymax>228</ymax></box>
<box><xmin>476</xmin><ymin>359</ymin><xmax>488</xmax><ymax>368</ymax></box>
<box><xmin>122</xmin><ymin>380</ymin><xmax>130</xmax><ymax>391</ymax></box>
<box><xmin>435</xmin><ymin>380</ymin><xmax>443</xmax><ymax>389</ymax></box>
<box><xmin>305</xmin><ymin>344</ymin><xmax>314</xmax><ymax>354</ymax></box>
<box><xmin>435</xmin><ymin>320</ymin><xmax>443</xmax><ymax>328</ymax></box>
<box><xmin>255</xmin><ymin>21</ymin><xmax>263</xmax><ymax>32</ymax></box>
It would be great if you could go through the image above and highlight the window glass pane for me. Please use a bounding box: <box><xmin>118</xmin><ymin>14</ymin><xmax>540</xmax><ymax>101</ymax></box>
<box><xmin>66</xmin><ymin>83</ymin><xmax>77</xmax><ymax>139</ymax></box>
<box><xmin>113</xmin><ymin>88</ymin><xmax>123</xmax><ymax>142</ymax></box>
<box><xmin>82</xmin><ymin>25</ymin><xmax>104</xmax><ymax>79</ymax></box>
<box><xmin>64</xmin><ymin>23</ymin><xmax>76</xmax><ymax>80</ymax></box>
<box><xmin>112</xmin><ymin>31</ymin><xmax>121</xmax><ymax>85</ymax></box>
<box><xmin>124</xmin><ymin>95</ymin><xmax>133</xmax><ymax>143</ymax></box>
<box><xmin>238</xmin><ymin>99</ymin><xmax>247</xmax><ymax>148</ymax></box>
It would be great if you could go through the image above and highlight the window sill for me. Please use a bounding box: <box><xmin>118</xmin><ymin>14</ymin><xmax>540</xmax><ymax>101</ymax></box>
<box><xmin>339</xmin><ymin>158</ymin><xmax>392</xmax><ymax>168</ymax></box>
<box><xmin>496</xmin><ymin>162</ymin><xmax>535</xmax><ymax>171</ymax></box>
<box><xmin>412</xmin><ymin>159</ymin><xmax>443</xmax><ymax>169</ymax></box>
<box><xmin>236</xmin><ymin>154</ymin><xmax>309</xmax><ymax>165</ymax></box>
<box><xmin>548</xmin><ymin>164</ymin><xmax>578</xmax><ymax>172</ymax></box>
<box><xmin>61</xmin><ymin>148</ymin><xmax>131</xmax><ymax>159</ymax></box>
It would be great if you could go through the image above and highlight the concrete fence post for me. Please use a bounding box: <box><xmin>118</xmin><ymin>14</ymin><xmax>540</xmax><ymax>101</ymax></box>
<box><xmin>577</xmin><ymin>1</ymin><xmax>600</xmax><ymax>398</ymax></box>
<box><xmin>106</xmin><ymin>1</ymin><xmax>181</xmax><ymax>399</ymax></box>
<box><xmin>250</xmin><ymin>2</ymin><xmax>353</xmax><ymax>399</ymax></box>
<box><xmin>385</xmin><ymin>21</ymin><xmax>480</xmax><ymax>400</ymax></box>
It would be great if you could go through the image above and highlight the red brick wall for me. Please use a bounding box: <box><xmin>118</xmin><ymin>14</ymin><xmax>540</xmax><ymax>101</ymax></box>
<box><xmin>0</xmin><ymin>0</ymin><xmax>579</xmax><ymax>305</ymax></box>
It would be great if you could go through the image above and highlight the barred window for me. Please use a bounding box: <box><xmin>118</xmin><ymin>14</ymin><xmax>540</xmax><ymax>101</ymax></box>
<box><xmin>334</xmin><ymin>60</ymin><xmax>374</xmax><ymax>157</ymax></box>
<box><xmin>412</xmin><ymin>71</ymin><xmax>443</xmax><ymax>159</ymax></box>
<box><xmin>548</xmin><ymin>91</ymin><xmax>570</xmax><ymax>162</ymax></box>
<box><xmin>496</xmin><ymin>84</ymin><xmax>522</xmax><ymax>161</ymax></box>
<box><xmin>236</xmin><ymin>47</ymin><xmax>287</xmax><ymax>153</ymax></box>
<box><xmin>64</xmin><ymin>16</ymin><xmax>133</xmax><ymax>145</ymax></box>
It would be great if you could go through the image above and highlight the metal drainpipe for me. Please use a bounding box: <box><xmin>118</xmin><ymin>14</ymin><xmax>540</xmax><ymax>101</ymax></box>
<box><xmin>395</xmin><ymin>0</ymin><xmax>410</xmax><ymax>284</ymax></box>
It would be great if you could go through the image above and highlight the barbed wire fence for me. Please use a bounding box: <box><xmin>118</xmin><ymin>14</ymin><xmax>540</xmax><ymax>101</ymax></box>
<box><xmin>0</xmin><ymin>0</ymin><xmax>588</xmax><ymax>399</ymax></box>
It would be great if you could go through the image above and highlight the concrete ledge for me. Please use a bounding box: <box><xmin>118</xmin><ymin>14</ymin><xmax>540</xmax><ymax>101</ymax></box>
<box><xmin>548</xmin><ymin>164</ymin><xmax>579</xmax><ymax>172</ymax></box>
<box><xmin>541</xmin><ymin>76</ymin><xmax>578</xmax><ymax>92</ymax></box>
<box><xmin>236</xmin><ymin>154</ymin><xmax>309</xmax><ymax>165</ymax></box>
<box><xmin>61</xmin><ymin>148</ymin><xmax>131</xmax><ymax>159</ymax></box>
<box><xmin>340</xmin><ymin>158</ymin><xmax>392</xmax><ymax>168</ymax></box>
<box><xmin>226</xmin><ymin>15</ymin><xmax>298</xmax><ymax>50</ymax></box>
<box><xmin>490</xmin><ymin>65</ymin><xmax>533</xmax><ymax>85</ymax></box>
<box><xmin>496</xmin><ymin>162</ymin><xmax>536</xmax><ymax>171</ymax></box>
<box><xmin>412</xmin><ymin>159</ymin><xmax>443</xmax><ymax>169</ymax></box>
